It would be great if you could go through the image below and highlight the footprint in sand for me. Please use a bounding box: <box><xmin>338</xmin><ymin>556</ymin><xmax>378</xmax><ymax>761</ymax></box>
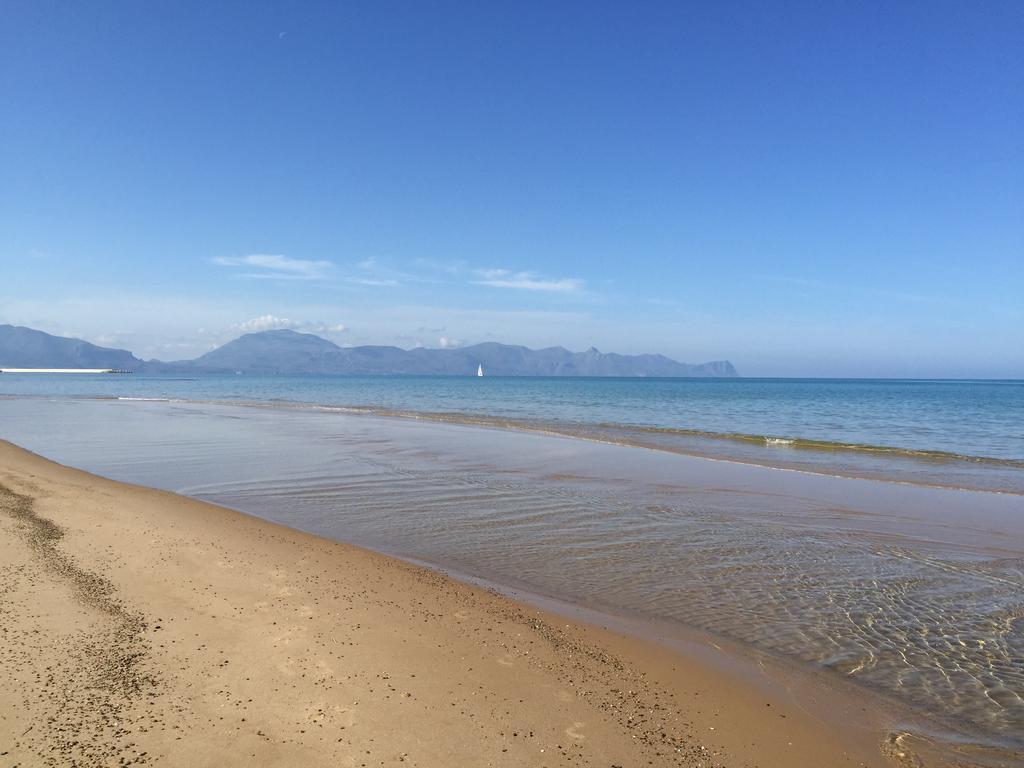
<box><xmin>270</xmin><ymin>568</ymin><xmax>288</xmax><ymax>581</ymax></box>
<box><xmin>496</xmin><ymin>653</ymin><xmax>515</xmax><ymax>667</ymax></box>
<box><xmin>565</xmin><ymin>722</ymin><xmax>586</xmax><ymax>740</ymax></box>
<box><xmin>555</xmin><ymin>689</ymin><xmax>574</xmax><ymax>703</ymax></box>
<box><xmin>454</xmin><ymin>610</ymin><xmax>470</xmax><ymax>621</ymax></box>
<box><xmin>253</xmin><ymin>601</ymin><xmax>269</xmax><ymax>612</ymax></box>
<box><xmin>334</xmin><ymin>705</ymin><xmax>355</xmax><ymax>727</ymax></box>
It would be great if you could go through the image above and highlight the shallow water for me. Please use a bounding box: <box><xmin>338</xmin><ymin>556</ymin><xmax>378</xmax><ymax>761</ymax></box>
<box><xmin>3</xmin><ymin>373</ymin><xmax>1023</xmax><ymax>493</ymax></box>
<box><xmin>1</xmin><ymin>397</ymin><xmax>1021</xmax><ymax>761</ymax></box>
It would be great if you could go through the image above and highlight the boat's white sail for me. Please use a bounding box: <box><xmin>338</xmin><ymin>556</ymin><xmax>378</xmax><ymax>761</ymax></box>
<box><xmin>477</xmin><ymin>364</ymin><xmax>484</xmax><ymax>377</ymax></box>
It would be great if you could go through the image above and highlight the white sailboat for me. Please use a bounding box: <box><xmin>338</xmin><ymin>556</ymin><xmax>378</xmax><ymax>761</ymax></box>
<box><xmin>477</xmin><ymin>364</ymin><xmax>484</xmax><ymax>377</ymax></box>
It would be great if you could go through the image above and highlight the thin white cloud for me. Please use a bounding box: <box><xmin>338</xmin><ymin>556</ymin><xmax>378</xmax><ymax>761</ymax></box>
<box><xmin>414</xmin><ymin>257</ymin><xmax>465</xmax><ymax>275</ymax></box>
<box><xmin>311</xmin><ymin>322</ymin><xmax>348</xmax><ymax>334</ymax></box>
<box><xmin>236</xmin><ymin>314</ymin><xmax>298</xmax><ymax>332</ymax></box>
<box><xmin>438</xmin><ymin>335</ymin><xmax>463</xmax><ymax>348</ymax></box>
<box><xmin>235</xmin><ymin>315</ymin><xmax>346</xmax><ymax>335</ymax></box>
<box><xmin>346</xmin><ymin>256</ymin><xmax>424</xmax><ymax>286</ymax></box>
<box><xmin>474</xmin><ymin>269</ymin><xmax>583</xmax><ymax>293</ymax></box>
<box><xmin>347</xmin><ymin>277</ymin><xmax>398</xmax><ymax>287</ymax></box>
<box><xmin>213</xmin><ymin>254</ymin><xmax>333</xmax><ymax>280</ymax></box>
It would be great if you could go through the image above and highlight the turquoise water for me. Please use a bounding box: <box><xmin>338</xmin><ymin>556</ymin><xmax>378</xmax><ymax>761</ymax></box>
<box><xmin>2</xmin><ymin>374</ymin><xmax>1022</xmax><ymax>458</ymax></box>
<box><xmin>3</xmin><ymin>374</ymin><xmax>1024</xmax><ymax>492</ymax></box>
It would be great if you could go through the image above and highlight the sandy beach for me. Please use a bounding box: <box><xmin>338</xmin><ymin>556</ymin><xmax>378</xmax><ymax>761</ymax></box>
<box><xmin>1</xmin><ymin>439</ymin><xmax>906</xmax><ymax>767</ymax></box>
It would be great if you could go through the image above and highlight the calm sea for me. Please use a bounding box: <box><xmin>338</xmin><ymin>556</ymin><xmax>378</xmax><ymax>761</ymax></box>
<box><xmin>2</xmin><ymin>375</ymin><xmax>1023</xmax><ymax>761</ymax></box>
<box><xmin>3</xmin><ymin>374</ymin><xmax>1023</xmax><ymax>492</ymax></box>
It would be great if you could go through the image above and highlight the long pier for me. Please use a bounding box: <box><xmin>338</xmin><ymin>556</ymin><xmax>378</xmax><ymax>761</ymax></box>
<box><xmin>0</xmin><ymin>368</ymin><xmax>133</xmax><ymax>374</ymax></box>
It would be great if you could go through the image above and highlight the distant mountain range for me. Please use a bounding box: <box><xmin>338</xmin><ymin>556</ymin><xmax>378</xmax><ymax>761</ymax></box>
<box><xmin>0</xmin><ymin>324</ymin><xmax>737</xmax><ymax>377</ymax></box>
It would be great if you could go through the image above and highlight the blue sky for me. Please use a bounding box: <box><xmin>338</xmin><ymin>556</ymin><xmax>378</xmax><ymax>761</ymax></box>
<box><xmin>2</xmin><ymin>1</ymin><xmax>1021</xmax><ymax>376</ymax></box>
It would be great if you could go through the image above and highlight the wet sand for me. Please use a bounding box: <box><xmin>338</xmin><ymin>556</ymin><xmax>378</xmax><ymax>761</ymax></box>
<box><xmin>0</xmin><ymin>440</ymin><xmax>900</xmax><ymax>767</ymax></box>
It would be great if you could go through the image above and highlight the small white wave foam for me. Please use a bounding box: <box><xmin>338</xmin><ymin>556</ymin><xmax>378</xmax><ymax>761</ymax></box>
<box><xmin>315</xmin><ymin>405</ymin><xmax>376</xmax><ymax>414</ymax></box>
<box><xmin>117</xmin><ymin>397</ymin><xmax>173</xmax><ymax>402</ymax></box>
<box><xmin>765</xmin><ymin>437</ymin><xmax>795</xmax><ymax>447</ymax></box>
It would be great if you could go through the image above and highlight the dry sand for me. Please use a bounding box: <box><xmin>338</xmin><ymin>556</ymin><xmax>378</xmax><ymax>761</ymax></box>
<box><xmin>0</xmin><ymin>440</ymin><xmax>900</xmax><ymax>767</ymax></box>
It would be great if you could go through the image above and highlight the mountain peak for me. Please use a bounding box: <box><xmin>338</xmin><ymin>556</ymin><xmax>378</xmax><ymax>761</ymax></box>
<box><xmin>0</xmin><ymin>324</ymin><xmax>143</xmax><ymax>369</ymax></box>
<box><xmin>187</xmin><ymin>328</ymin><xmax>344</xmax><ymax>373</ymax></box>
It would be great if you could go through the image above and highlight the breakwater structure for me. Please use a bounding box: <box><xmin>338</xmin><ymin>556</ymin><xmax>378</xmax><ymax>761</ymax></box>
<box><xmin>0</xmin><ymin>368</ymin><xmax>133</xmax><ymax>374</ymax></box>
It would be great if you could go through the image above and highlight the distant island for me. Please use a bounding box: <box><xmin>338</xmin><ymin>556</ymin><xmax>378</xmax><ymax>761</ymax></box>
<box><xmin>0</xmin><ymin>324</ymin><xmax>738</xmax><ymax>377</ymax></box>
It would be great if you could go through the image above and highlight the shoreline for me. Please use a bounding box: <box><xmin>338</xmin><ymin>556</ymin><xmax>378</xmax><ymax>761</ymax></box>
<box><xmin>190</xmin><ymin>491</ymin><xmax>1020</xmax><ymax>766</ymax></box>
<box><xmin>2</xmin><ymin>392</ymin><xmax>1021</xmax><ymax>496</ymax></box>
<box><xmin>0</xmin><ymin>439</ymin><xmax>903</xmax><ymax>767</ymax></box>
